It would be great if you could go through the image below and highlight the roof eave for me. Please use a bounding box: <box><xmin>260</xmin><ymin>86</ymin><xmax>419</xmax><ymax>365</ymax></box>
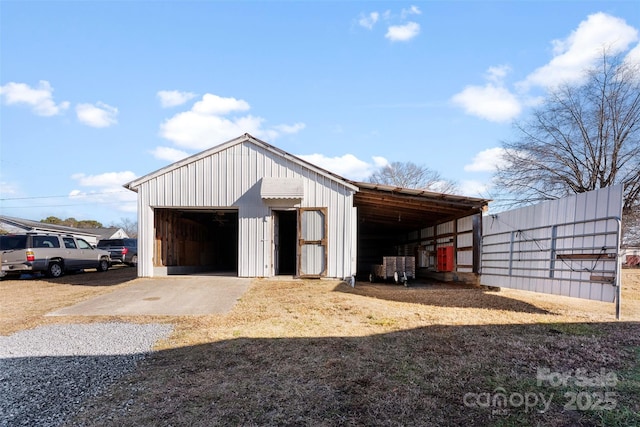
<box><xmin>124</xmin><ymin>133</ymin><xmax>359</xmax><ymax>193</ymax></box>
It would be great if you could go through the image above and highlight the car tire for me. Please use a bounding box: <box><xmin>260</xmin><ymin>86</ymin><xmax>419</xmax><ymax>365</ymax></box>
<box><xmin>47</xmin><ymin>262</ymin><xmax>64</xmax><ymax>278</ymax></box>
<box><xmin>97</xmin><ymin>258</ymin><xmax>109</xmax><ymax>272</ymax></box>
<box><xmin>129</xmin><ymin>255</ymin><xmax>138</xmax><ymax>267</ymax></box>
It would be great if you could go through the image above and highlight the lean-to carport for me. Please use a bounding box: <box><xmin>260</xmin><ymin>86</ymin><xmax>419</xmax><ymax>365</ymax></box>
<box><xmin>349</xmin><ymin>182</ymin><xmax>491</xmax><ymax>282</ymax></box>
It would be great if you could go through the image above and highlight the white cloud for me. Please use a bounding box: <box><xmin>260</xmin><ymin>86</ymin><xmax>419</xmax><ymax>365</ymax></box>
<box><xmin>625</xmin><ymin>42</ymin><xmax>640</xmax><ymax>66</ymax></box>
<box><xmin>486</xmin><ymin>65</ymin><xmax>511</xmax><ymax>84</ymax></box>
<box><xmin>372</xmin><ymin>156</ymin><xmax>389</xmax><ymax>168</ymax></box>
<box><xmin>159</xmin><ymin>93</ymin><xmax>304</xmax><ymax>150</ymax></box>
<box><xmin>272</xmin><ymin>123</ymin><xmax>306</xmax><ymax>135</ymax></box>
<box><xmin>160</xmin><ymin>111</ymin><xmax>264</xmax><ymax>149</ymax></box>
<box><xmin>451</xmin><ymin>84</ymin><xmax>521</xmax><ymax>123</ymax></box>
<box><xmin>150</xmin><ymin>146</ymin><xmax>190</xmax><ymax>162</ymax></box>
<box><xmin>453</xmin><ymin>13</ymin><xmax>639</xmax><ymax>123</ymax></box>
<box><xmin>69</xmin><ymin>171</ymin><xmax>138</xmax><ymax>213</ymax></box>
<box><xmin>192</xmin><ymin>93</ymin><xmax>250</xmax><ymax>115</ymax></box>
<box><xmin>297</xmin><ymin>153</ymin><xmax>386</xmax><ymax>181</ymax></box>
<box><xmin>522</xmin><ymin>13</ymin><xmax>639</xmax><ymax>90</ymax></box>
<box><xmin>359</xmin><ymin>12</ymin><xmax>379</xmax><ymax>30</ymax></box>
<box><xmin>459</xmin><ymin>180</ymin><xmax>492</xmax><ymax>197</ymax></box>
<box><xmin>0</xmin><ymin>80</ymin><xmax>69</xmax><ymax>116</ymax></box>
<box><xmin>76</xmin><ymin>102</ymin><xmax>118</xmax><ymax>128</ymax></box>
<box><xmin>401</xmin><ymin>5</ymin><xmax>421</xmax><ymax>18</ymax></box>
<box><xmin>464</xmin><ymin>147</ymin><xmax>510</xmax><ymax>172</ymax></box>
<box><xmin>157</xmin><ymin>90</ymin><xmax>197</xmax><ymax>108</ymax></box>
<box><xmin>71</xmin><ymin>171</ymin><xmax>137</xmax><ymax>187</ymax></box>
<box><xmin>358</xmin><ymin>7</ymin><xmax>420</xmax><ymax>41</ymax></box>
<box><xmin>385</xmin><ymin>22</ymin><xmax>420</xmax><ymax>42</ymax></box>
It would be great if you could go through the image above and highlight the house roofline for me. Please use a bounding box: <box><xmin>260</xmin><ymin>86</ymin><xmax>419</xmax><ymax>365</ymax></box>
<box><xmin>124</xmin><ymin>133</ymin><xmax>359</xmax><ymax>193</ymax></box>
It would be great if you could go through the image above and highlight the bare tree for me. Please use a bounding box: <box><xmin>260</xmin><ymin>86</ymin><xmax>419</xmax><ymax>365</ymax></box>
<box><xmin>112</xmin><ymin>217</ymin><xmax>138</xmax><ymax>238</ymax></box>
<box><xmin>623</xmin><ymin>207</ymin><xmax>640</xmax><ymax>246</ymax></box>
<box><xmin>494</xmin><ymin>51</ymin><xmax>640</xmax><ymax>213</ymax></box>
<box><xmin>367</xmin><ymin>161</ymin><xmax>459</xmax><ymax>193</ymax></box>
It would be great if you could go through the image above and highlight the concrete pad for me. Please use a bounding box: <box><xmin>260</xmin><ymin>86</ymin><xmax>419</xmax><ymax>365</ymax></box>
<box><xmin>48</xmin><ymin>276</ymin><xmax>252</xmax><ymax>316</ymax></box>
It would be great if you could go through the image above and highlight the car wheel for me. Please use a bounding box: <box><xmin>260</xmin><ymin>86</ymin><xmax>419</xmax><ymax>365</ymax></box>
<box><xmin>97</xmin><ymin>258</ymin><xmax>109</xmax><ymax>272</ymax></box>
<box><xmin>129</xmin><ymin>255</ymin><xmax>138</xmax><ymax>267</ymax></box>
<box><xmin>47</xmin><ymin>262</ymin><xmax>64</xmax><ymax>278</ymax></box>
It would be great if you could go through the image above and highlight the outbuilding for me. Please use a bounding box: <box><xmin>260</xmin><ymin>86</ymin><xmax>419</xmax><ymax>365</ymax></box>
<box><xmin>125</xmin><ymin>134</ymin><xmax>490</xmax><ymax>281</ymax></box>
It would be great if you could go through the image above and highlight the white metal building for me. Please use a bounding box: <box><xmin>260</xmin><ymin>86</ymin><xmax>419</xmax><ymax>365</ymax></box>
<box><xmin>125</xmin><ymin>134</ymin><xmax>491</xmax><ymax>280</ymax></box>
<box><xmin>125</xmin><ymin>134</ymin><xmax>359</xmax><ymax>278</ymax></box>
<box><xmin>125</xmin><ymin>135</ymin><xmax>625</xmax><ymax>315</ymax></box>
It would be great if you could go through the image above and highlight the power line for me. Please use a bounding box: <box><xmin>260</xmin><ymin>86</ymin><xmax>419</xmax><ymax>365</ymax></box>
<box><xmin>0</xmin><ymin>190</ymin><xmax>132</xmax><ymax>201</ymax></box>
<box><xmin>1</xmin><ymin>201</ymin><xmax>135</xmax><ymax>209</ymax></box>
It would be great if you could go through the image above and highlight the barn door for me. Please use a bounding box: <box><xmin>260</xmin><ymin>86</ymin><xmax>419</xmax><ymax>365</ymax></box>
<box><xmin>298</xmin><ymin>208</ymin><xmax>327</xmax><ymax>278</ymax></box>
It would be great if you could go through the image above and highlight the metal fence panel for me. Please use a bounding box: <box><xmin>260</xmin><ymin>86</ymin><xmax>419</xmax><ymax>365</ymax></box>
<box><xmin>481</xmin><ymin>185</ymin><xmax>623</xmax><ymax>303</ymax></box>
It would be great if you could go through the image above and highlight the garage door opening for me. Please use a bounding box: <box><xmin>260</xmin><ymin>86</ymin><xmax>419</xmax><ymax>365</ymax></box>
<box><xmin>154</xmin><ymin>209</ymin><xmax>238</xmax><ymax>275</ymax></box>
<box><xmin>274</xmin><ymin>210</ymin><xmax>297</xmax><ymax>275</ymax></box>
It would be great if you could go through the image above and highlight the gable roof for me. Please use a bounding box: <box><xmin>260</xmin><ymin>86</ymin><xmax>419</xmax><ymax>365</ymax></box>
<box><xmin>124</xmin><ymin>133</ymin><xmax>359</xmax><ymax>192</ymax></box>
<box><xmin>77</xmin><ymin>227</ymin><xmax>128</xmax><ymax>240</ymax></box>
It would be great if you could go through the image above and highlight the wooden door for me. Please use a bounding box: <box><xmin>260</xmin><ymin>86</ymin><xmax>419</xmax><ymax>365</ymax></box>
<box><xmin>298</xmin><ymin>208</ymin><xmax>327</xmax><ymax>278</ymax></box>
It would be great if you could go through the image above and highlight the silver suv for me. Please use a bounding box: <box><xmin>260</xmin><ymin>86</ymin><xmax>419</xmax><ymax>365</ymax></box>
<box><xmin>0</xmin><ymin>233</ymin><xmax>111</xmax><ymax>278</ymax></box>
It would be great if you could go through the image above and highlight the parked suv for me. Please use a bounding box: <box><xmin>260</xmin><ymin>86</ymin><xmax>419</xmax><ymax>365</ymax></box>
<box><xmin>97</xmin><ymin>238</ymin><xmax>137</xmax><ymax>266</ymax></box>
<box><xmin>0</xmin><ymin>233</ymin><xmax>111</xmax><ymax>278</ymax></box>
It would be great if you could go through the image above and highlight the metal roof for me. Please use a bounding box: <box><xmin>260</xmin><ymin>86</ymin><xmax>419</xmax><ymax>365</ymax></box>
<box><xmin>125</xmin><ymin>133</ymin><xmax>359</xmax><ymax>193</ymax></box>
<box><xmin>0</xmin><ymin>215</ymin><xmax>102</xmax><ymax>237</ymax></box>
<box><xmin>122</xmin><ymin>133</ymin><xmax>491</xmax><ymax>233</ymax></box>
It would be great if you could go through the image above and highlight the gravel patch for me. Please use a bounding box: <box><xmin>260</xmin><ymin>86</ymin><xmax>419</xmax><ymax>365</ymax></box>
<box><xmin>0</xmin><ymin>322</ymin><xmax>173</xmax><ymax>427</ymax></box>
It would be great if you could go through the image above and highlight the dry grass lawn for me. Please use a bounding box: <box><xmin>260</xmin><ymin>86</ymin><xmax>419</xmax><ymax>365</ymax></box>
<box><xmin>1</xmin><ymin>268</ymin><xmax>639</xmax><ymax>426</ymax></box>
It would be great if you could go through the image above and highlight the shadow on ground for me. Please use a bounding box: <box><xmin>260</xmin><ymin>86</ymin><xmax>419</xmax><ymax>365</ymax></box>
<box><xmin>334</xmin><ymin>281</ymin><xmax>552</xmax><ymax>315</ymax></box>
<box><xmin>3</xmin><ymin>322</ymin><xmax>636</xmax><ymax>427</ymax></box>
<box><xmin>4</xmin><ymin>265</ymin><xmax>137</xmax><ymax>286</ymax></box>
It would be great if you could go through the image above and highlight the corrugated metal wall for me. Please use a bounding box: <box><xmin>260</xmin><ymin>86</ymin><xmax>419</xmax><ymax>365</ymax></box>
<box><xmin>414</xmin><ymin>214</ymin><xmax>479</xmax><ymax>273</ymax></box>
<box><xmin>480</xmin><ymin>185</ymin><xmax>623</xmax><ymax>302</ymax></box>
<box><xmin>134</xmin><ymin>141</ymin><xmax>356</xmax><ymax>278</ymax></box>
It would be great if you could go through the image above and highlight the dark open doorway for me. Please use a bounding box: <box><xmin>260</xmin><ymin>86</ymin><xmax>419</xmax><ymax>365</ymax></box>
<box><xmin>154</xmin><ymin>209</ymin><xmax>238</xmax><ymax>275</ymax></box>
<box><xmin>274</xmin><ymin>210</ymin><xmax>297</xmax><ymax>275</ymax></box>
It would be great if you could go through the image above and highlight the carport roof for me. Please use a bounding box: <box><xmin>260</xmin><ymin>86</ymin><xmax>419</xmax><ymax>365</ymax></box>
<box><xmin>350</xmin><ymin>181</ymin><xmax>491</xmax><ymax>232</ymax></box>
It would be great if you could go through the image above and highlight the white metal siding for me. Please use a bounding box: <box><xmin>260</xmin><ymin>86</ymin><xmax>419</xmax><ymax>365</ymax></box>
<box><xmin>436</xmin><ymin>221</ymin><xmax>454</xmax><ymax>235</ymax></box>
<box><xmin>456</xmin><ymin>216</ymin><xmax>475</xmax><ymax>273</ymax></box>
<box><xmin>480</xmin><ymin>185</ymin><xmax>623</xmax><ymax>302</ymax></box>
<box><xmin>133</xmin><ymin>141</ymin><xmax>356</xmax><ymax>278</ymax></box>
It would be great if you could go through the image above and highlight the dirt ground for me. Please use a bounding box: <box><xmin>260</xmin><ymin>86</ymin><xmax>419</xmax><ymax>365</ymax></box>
<box><xmin>1</xmin><ymin>268</ymin><xmax>639</xmax><ymax>426</ymax></box>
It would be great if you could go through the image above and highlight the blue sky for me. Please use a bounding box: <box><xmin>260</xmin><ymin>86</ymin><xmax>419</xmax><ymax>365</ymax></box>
<box><xmin>1</xmin><ymin>1</ymin><xmax>639</xmax><ymax>226</ymax></box>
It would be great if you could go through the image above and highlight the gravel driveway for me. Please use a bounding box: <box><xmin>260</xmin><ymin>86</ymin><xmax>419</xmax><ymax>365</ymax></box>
<box><xmin>0</xmin><ymin>322</ymin><xmax>173</xmax><ymax>427</ymax></box>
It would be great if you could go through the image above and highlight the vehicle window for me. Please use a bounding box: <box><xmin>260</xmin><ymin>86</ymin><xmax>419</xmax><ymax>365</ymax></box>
<box><xmin>98</xmin><ymin>239</ymin><xmax>122</xmax><ymax>247</ymax></box>
<box><xmin>77</xmin><ymin>239</ymin><xmax>92</xmax><ymax>249</ymax></box>
<box><xmin>63</xmin><ymin>238</ymin><xmax>77</xmax><ymax>249</ymax></box>
<box><xmin>33</xmin><ymin>236</ymin><xmax>61</xmax><ymax>248</ymax></box>
<box><xmin>0</xmin><ymin>235</ymin><xmax>27</xmax><ymax>250</ymax></box>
